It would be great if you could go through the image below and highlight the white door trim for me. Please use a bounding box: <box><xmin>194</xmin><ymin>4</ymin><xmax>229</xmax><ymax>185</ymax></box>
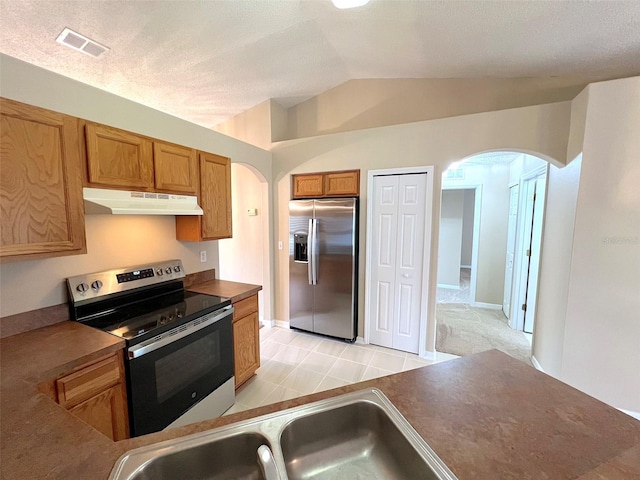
<box><xmin>441</xmin><ymin>184</ymin><xmax>482</xmax><ymax>306</ymax></box>
<box><xmin>364</xmin><ymin>166</ymin><xmax>434</xmax><ymax>358</ymax></box>
<box><xmin>510</xmin><ymin>164</ymin><xmax>548</xmax><ymax>329</ymax></box>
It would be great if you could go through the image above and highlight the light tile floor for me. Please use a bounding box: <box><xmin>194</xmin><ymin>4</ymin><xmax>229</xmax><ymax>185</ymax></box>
<box><xmin>224</xmin><ymin>326</ymin><xmax>459</xmax><ymax>416</ymax></box>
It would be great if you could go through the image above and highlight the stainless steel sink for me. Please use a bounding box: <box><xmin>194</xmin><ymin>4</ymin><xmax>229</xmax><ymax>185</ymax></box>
<box><xmin>109</xmin><ymin>389</ymin><xmax>457</xmax><ymax>480</ymax></box>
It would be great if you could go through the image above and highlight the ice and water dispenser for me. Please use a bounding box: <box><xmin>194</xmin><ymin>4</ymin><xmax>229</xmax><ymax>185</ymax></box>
<box><xmin>293</xmin><ymin>233</ymin><xmax>308</xmax><ymax>263</ymax></box>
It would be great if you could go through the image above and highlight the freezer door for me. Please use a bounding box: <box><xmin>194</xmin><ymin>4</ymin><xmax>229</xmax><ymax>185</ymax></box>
<box><xmin>313</xmin><ymin>198</ymin><xmax>357</xmax><ymax>340</ymax></box>
<box><xmin>289</xmin><ymin>200</ymin><xmax>314</xmax><ymax>332</ymax></box>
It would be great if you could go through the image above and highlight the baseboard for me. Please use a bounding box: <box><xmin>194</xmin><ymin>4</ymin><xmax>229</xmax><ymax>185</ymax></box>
<box><xmin>620</xmin><ymin>409</ymin><xmax>640</xmax><ymax>421</ymax></box>
<box><xmin>421</xmin><ymin>350</ymin><xmax>437</xmax><ymax>361</ymax></box>
<box><xmin>259</xmin><ymin>319</ymin><xmax>276</xmax><ymax>328</ymax></box>
<box><xmin>531</xmin><ymin>355</ymin><xmax>545</xmax><ymax>372</ymax></box>
<box><xmin>470</xmin><ymin>302</ymin><xmax>502</xmax><ymax>310</ymax></box>
<box><xmin>460</xmin><ymin>265</ymin><xmax>472</xmax><ymax>269</ymax></box>
<box><xmin>437</xmin><ymin>283</ymin><xmax>461</xmax><ymax>290</ymax></box>
<box><xmin>355</xmin><ymin>336</ymin><xmax>365</xmax><ymax>345</ymax></box>
<box><xmin>272</xmin><ymin>319</ymin><xmax>289</xmax><ymax>328</ymax></box>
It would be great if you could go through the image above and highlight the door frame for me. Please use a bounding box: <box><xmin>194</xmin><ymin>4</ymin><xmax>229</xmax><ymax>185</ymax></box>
<box><xmin>364</xmin><ymin>166</ymin><xmax>434</xmax><ymax>358</ymax></box>
<box><xmin>509</xmin><ymin>164</ymin><xmax>548</xmax><ymax>330</ymax></box>
<box><xmin>440</xmin><ymin>184</ymin><xmax>482</xmax><ymax>306</ymax></box>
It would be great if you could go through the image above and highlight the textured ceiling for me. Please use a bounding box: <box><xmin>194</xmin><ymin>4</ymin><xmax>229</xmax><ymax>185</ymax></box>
<box><xmin>1</xmin><ymin>0</ymin><xmax>640</xmax><ymax>128</ymax></box>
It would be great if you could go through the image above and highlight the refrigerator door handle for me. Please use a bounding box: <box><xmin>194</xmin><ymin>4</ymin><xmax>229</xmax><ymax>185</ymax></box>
<box><xmin>308</xmin><ymin>219</ymin><xmax>314</xmax><ymax>285</ymax></box>
<box><xmin>312</xmin><ymin>218</ymin><xmax>318</xmax><ymax>285</ymax></box>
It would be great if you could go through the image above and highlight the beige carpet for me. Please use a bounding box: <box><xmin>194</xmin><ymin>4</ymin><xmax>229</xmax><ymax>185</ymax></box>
<box><xmin>436</xmin><ymin>303</ymin><xmax>532</xmax><ymax>364</ymax></box>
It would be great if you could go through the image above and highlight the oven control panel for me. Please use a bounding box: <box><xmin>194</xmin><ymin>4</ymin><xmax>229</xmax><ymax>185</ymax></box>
<box><xmin>67</xmin><ymin>260</ymin><xmax>185</xmax><ymax>304</ymax></box>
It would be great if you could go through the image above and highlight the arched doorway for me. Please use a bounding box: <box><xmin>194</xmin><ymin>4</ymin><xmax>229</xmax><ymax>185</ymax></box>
<box><xmin>435</xmin><ymin>151</ymin><xmax>549</xmax><ymax>364</ymax></box>
<box><xmin>218</xmin><ymin>162</ymin><xmax>271</xmax><ymax>323</ymax></box>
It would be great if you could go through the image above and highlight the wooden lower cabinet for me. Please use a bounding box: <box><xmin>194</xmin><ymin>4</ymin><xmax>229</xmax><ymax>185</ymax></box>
<box><xmin>233</xmin><ymin>295</ymin><xmax>260</xmax><ymax>388</ymax></box>
<box><xmin>54</xmin><ymin>351</ymin><xmax>129</xmax><ymax>441</ymax></box>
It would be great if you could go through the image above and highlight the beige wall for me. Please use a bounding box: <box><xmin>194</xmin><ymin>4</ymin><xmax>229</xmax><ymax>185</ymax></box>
<box><xmin>533</xmin><ymin>156</ymin><xmax>582</xmax><ymax>377</ymax></box>
<box><xmin>438</xmin><ymin>190</ymin><xmax>465</xmax><ymax>287</ymax></box>
<box><xmin>213</xmin><ymin>99</ymin><xmax>273</xmax><ymax>151</ymax></box>
<box><xmin>286</xmin><ymin>78</ymin><xmax>590</xmax><ymax>140</ymax></box>
<box><xmin>561</xmin><ymin>77</ymin><xmax>640</xmax><ymax>413</ymax></box>
<box><xmin>0</xmin><ymin>54</ymin><xmax>273</xmax><ymax>319</ymax></box>
<box><xmin>272</xmin><ymin>101</ymin><xmax>572</xmax><ymax>353</ymax></box>
<box><xmin>218</xmin><ymin>163</ymin><xmax>270</xmax><ymax>320</ymax></box>
<box><xmin>460</xmin><ymin>190</ymin><xmax>475</xmax><ymax>267</ymax></box>
<box><xmin>443</xmin><ymin>164</ymin><xmax>511</xmax><ymax>305</ymax></box>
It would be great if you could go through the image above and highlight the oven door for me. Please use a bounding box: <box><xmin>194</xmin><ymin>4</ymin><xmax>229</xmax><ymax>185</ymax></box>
<box><xmin>126</xmin><ymin>305</ymin><xmax>234</xmax><ymax>437</ymax></box>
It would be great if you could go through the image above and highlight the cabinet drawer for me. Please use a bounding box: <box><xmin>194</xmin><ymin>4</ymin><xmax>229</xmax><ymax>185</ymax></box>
<box><xmin>233</xmin><ymin>294</ymin><xmax>258</xmax><ymax>321</ymax></box>
<box><xmin>56</xmin><ymin>355</ymin><xmax>121</xmax><ymax>408</ymax></box>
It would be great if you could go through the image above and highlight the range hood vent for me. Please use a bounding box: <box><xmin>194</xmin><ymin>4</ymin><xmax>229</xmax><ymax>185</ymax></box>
<box><xmin>83</xmin><ymin>188</ymin><xmax>204</xmax><ymax>216</ymax></box>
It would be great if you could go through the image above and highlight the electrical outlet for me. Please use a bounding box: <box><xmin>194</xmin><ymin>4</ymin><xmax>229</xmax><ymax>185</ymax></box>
<box><xmin>200</xmin><ymin>251</ymin><xmax>207</xmax><ymax>263</ymax></box>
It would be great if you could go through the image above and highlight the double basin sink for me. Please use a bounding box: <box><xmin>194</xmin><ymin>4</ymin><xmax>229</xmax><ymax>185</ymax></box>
<box><xmin>109</xmin><ymin>388</ymin><xmax>458</xmax><ymax>480</ymax></box>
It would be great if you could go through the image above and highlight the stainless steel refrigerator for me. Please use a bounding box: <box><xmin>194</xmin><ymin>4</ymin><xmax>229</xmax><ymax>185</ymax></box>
<box><xmin>289</xmin><ymin>198</ymin><xmax>358</xmax><ymax>341</ymax></box>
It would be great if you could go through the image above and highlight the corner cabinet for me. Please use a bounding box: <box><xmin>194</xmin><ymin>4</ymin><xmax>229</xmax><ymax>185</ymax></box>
<box><xmin>53</xmin><ymin>351</ymin><xmax>129</xmax><ymax>441</ymax></box>
<box><xmin>233</xmin><ymin>294</ymin><xmax>260</xmax><ymax>388</ymax></box>
<box><xmin>0</xmin><ymin>98</ymin><xmax>86</xmax><ymax>262</ymax></box>
<box><xmin>176</xmin><ymin>152</ymin><xmax>232</xmax><ymax>241</ymax></box>
<box><xmin>292</xmin><ymin>170</ymin><xmax>360</xmax><ymax>198</ymax></box>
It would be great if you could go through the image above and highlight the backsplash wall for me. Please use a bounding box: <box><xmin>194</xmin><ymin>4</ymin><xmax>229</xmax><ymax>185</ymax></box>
<box><xmin>0</xmin><ymin>215</ymin><xmax>219</xmax><ymax>317</ymax></box>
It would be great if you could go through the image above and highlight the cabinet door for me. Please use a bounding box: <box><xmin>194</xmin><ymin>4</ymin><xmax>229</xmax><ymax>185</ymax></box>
<box><xmin>292</xmin><ymin>174</ymin><xmax>324</xmax><ymax>198</ymax></box>
<box><xmin>153</xmin><ymin>142</ymin><xmax>198</xmax><ymax>194</ymax></box>
<box><xmin>85</xmin><ymin>123</ymin><xmax>153</xmax><ymax>189</ymax></box>
<box><xmin>69</xmin><ymin>383</ymin><xmax>129</xmax><ymax>441</ymax></box>
<box><xmin>233</xmin><ymin>311</ymin><xmax>260</xmax><ymax>388</ymax></box>
<box><xmin>324</xmin><ymin>170</ymin><xmax>360</xmax><ymax>196</ymax></box>
<box><xmin>199</xmin><ymin>152</ymin><xmax>232</xmax><ymax>240</ymax></box>
<box><xmin>0</xmin><ymin>98</ymin><xmax>86</xmax><ymax>261</ymax></box>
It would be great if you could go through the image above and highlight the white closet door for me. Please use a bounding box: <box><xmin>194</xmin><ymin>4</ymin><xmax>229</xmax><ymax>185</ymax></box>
<box><xmin>369</xmin><ymin>175</ymin><xmax>399</xmax><ymax>348</ymax></box>
<box><xmin>369</xmin><ymin>173</ymin><xmax>427</xmax><ymax>354</ymax></box>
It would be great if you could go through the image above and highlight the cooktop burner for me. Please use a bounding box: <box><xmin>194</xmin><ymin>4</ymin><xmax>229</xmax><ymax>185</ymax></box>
<box><xmin>85</xmin><ymin>290</ymin><xmax>230</xmax><ymax>341</ymax></box>
<box><xmin>67</xmin><ymin>260</ymin><xmax>231</xmax><ymax>344</ymax></box>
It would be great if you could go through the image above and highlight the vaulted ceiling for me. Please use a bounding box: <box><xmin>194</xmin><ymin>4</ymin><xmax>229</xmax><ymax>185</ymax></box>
<box><xmin>1</xmin><ymin>0</ymin><xmax>639</xmax><ymax>128</ymax></box>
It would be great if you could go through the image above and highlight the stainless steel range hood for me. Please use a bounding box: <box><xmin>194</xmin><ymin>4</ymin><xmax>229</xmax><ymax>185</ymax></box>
<box><xmin>83</xmin><ymin>188</ymin><xmax>204</xmax><ymax>216</ymax></box>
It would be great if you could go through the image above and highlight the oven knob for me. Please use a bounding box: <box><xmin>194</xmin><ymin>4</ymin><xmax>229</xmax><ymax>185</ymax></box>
<box><xmin>91</xmin><ymin>280</ymin><xmax>103</xmax><ymax>291</ymax></box>
<box><xmin>173</xmin><ymin>265</ymin><xmax>181</xmax><ymax>273</ymax></box>
<box><xmin>156</xmin><ymin>268</ymin><xmax>164</xmax><ymax>276</ymax></box>
<box><xmin>76</xmin><ymin>282</ymin><xmax>89</xmax><ymax>293</ymax></box>
<box><xmin>165</xmin><ymin>267</ymin><xmax>172</xmax><ymax>275</ymax></box>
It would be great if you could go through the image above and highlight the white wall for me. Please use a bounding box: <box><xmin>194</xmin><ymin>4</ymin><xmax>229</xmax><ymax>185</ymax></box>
<box><xmin>437</xmin><ymin>190</ymin><xmax>464</xmax><ymax>287</ymax></box>
<box><xmin>272</xmin><ymin>101</ymin><xmax>571</xmax><ymax>353</ymax></box>
<box><xmin>560</xmin><ymin>77</ymin><xmax>640</xmax><ymax>413</ymax></box>
<box><xmin>0</xmin><ymin>54</ymin><xmax>273</xmax><ymax>319</ymax></box>
<box><xmin>218</xmin><ymin>163</ymin><xmax>269</xmax><ymax>320</ymax></box>
<box><xmin>460</xmin><ymin>190</ymin><xmax>475</xmax><ymax>267</ymax></box>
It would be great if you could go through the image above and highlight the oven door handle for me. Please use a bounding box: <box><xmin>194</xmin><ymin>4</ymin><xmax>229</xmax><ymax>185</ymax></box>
<box><xmin>127</xmin><ymin>305</ymin><xmax>234</xmax><ymax>360</ymax></box>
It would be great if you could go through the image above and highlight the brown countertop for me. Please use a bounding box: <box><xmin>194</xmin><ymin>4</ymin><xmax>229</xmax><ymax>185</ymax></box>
<box><xmin>187</xmin><ymin>278</ymin><xmax>262</xmax><ymax>303</ymax></box>
<box><xmin>1</xmin><ymin>320</ymin><xmax>639</xmax><ymax>479</ymax></box>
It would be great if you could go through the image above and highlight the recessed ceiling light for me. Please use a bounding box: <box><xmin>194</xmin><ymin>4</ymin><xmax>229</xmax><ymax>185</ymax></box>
<box><xmin>55</xmin><ymin>27</ymin><xmax>109</xmax><ymax>58</ymax></box>
<box><xmin>332</xmin><ymin>0</ymin><xmax>370</xmax><ymax>9</ymax></box>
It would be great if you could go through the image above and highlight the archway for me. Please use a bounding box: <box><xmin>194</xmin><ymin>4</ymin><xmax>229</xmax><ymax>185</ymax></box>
<box><xmin>218</xmin><ymin>162</ymin><xmax>272</xmax><ymax>323</ymax></box>
<box><xmin>434</xmin><ymin>151</ymin><xmax>550</xmax><ymax>364</ymax></box>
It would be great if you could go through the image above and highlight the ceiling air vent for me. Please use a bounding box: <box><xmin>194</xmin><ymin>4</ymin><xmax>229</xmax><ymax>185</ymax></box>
<box><xmin>55</xmin><ymin>27</ymin><xmax>109</xmax><ymax>58</ymax></box>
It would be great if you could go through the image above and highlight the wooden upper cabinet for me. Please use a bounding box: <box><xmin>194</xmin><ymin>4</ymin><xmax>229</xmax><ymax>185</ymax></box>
<box><xmin>292</xmin><ymin>170</ymin><xmax>360</xmax><ymax>199</ymax></box>
<box><xmin>292</xmin><ymin>174</ymin><xmax>324</xmax><ymax>198</ymax></box>
<box><xmin>324</xmin><ymin>170</ymin><xmax>360</xmax><ymax>197</ymax></box>
<box><xmin>0</xmin><ymin>98</ymin><xmax>86</xmax><ymax>262</ymax></box>
<box><xmin>176</xmin><ymin>152</ymin><xmax>232</xmax><ymax>241</ymax></box>
<box><xmin>153</xmin><ymin>141</ymin><xmax>198</xmax><ymax>194</ymax></box>
<box><xmin>85</xmin><ymin>123</ymin><xmax>154</xmax><ymax>189</ymax></box>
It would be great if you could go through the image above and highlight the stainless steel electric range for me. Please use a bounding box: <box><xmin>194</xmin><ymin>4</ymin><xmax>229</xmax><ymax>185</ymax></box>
<box><xmin>67</xmin><ymin>260</ymin><xmax>235</xmax><ymax>437</ymax></box>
